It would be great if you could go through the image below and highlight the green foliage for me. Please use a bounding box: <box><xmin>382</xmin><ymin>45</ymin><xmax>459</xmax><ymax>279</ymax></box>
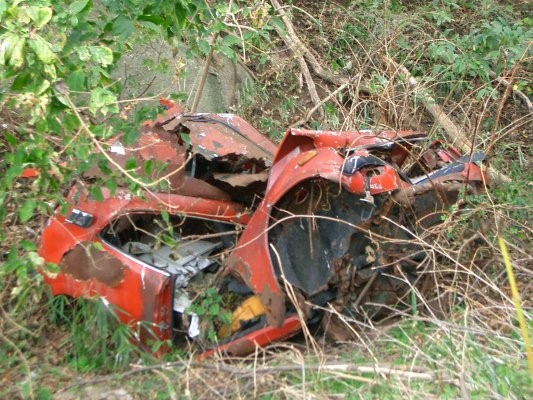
<box><xmin>187</xmin><ymin>287</ymin><xmax>232</xmax><ymax>343</ymax></box>
<box><xmin>0</xmin><ymin>0</ymin><xmax>257</xmax><ymax>308</ymax></box>
<box><xmin>0</xmin><ymin>1</ymin><xmax>531</xmax><ymax>396</ymax></box>
<box><xmin>0</xmin><ymin>1</ymin><xmax>259</xmax><ymax>390</ymax></box>
<box><xmin>427</xmin><ymin>17</ymin><xmax>531</xmax><ymax>95</ymax></box>
<box><xmin>0</xmin><ymin>0</ymin><xmax>244</xmax><ymax>230</ymax></box>
<box><xmin>50</xmin><ymin>296</ymin><xmax>142</xmax><ymax>372</ymax></box>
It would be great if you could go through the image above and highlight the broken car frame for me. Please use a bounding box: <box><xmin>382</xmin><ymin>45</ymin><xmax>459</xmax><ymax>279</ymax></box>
<box><xmin>38</xmin><ymin>100</ymin><xmax>488</xmax><ymax>357</ymax></box>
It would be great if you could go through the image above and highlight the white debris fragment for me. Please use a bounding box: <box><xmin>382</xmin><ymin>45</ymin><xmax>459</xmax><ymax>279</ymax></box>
<box><xmin>110</xmin><ymin>141</ymin><xmax>126</xmax><ymax>155</ymax></box>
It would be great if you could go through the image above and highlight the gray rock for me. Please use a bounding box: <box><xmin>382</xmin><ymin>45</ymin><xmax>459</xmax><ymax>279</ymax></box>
<box><xmin>115</xmin><ymin>39</ymin><xmax>253</xmax><ymax>113</ymax></box>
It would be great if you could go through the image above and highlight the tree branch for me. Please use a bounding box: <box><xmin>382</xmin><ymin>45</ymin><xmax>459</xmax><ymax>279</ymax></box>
<box><xmin>384</xmin><ymin>56</ymin><xmax>510</xmax><ymax>184</ymax></box>
<box><xmin>270</xmin><ymin>0</ymin><xmax>359</xmax><ymax>87</ymax></box>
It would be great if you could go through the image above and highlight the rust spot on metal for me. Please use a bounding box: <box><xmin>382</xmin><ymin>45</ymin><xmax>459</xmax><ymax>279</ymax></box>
<box><xmin>212</xmin><ymin>140</ymin><xmax>223</xmax><ymax>150</ymax></box>
<box><xmin>259</xmin><ymin>285</ymin><xmax>286</xmax><ymax>328</ymax></box>
<box><xmin>225</xmin><ymin>338</ymin><xmax>256</xmax><ymax>356</ymax></box>
<box><xmin>60</xmin><ymin>241</ymin><xmax>125</xmax><ymax>287</ymax></box>
<box><xmin>298</xmin><ymin>150</ymin><xmax>317</xmax><ymax>166</ymax></box>
<box><xmin>180</xmin><ymin>114</ymin><xmax>277</xmax><ymax>162</ymax></box>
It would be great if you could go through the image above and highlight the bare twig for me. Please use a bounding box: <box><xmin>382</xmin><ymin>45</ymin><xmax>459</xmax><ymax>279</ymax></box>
<box><xmin>0</xmin><ymin>330</ymin><xmax>34</xmax><ymax>400</ymax></box>
<box><xmin>57</xmin><ymin>359</ymin><xmax>454</xmax><ymax>393</ymax></box>
<box><xmin>383</xmin><ymin>56</ymin><xmax>510</xmax><ymax>183</ymax></box>
<box><xmin>268</xmin><ymin>0</ymin><xmax>323</xmax><ymax>115</ymax></box>
<box><xmin>489</xmin><ymin>71</ymin><xmax>533</xmax><ymax>114</ymax></box>
<box><xmin>57</xmin><ymin>86</ymin><xmax>190</xmax><ymax>189</ymax></box>
<box><xmin>291</xmin><ymin>82</ymin><xmax>350</xmax><ymax>127</ymax></box>
<box><xmin>191</xmin><ymin>0</ymin><xmax>237</xmax><ymax>112</ymax></box>
<box><xmin>270</xmin><ymin>0</ymin><xmax>352</xmax><ymax>86</ymax></box>
<box><xmin>487</xmin><ymin>41</ymin><xmax>533</xmax><ymax>154</ymax></box>
<box><xmin>297</xmin><ymin>53</ymin><xmax>323</xmax><ymax>114</ymax></box>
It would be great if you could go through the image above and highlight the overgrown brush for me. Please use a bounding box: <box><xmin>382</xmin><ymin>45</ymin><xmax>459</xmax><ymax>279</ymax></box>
<box><xmin>1</xmin><ymin>0</ymin><xmax>531</xmax><ymax>399</ymax></box>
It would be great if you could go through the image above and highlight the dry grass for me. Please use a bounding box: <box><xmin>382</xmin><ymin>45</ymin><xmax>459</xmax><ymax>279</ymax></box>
<box><xmin>1</xmin><ymin>1</ymin><xmax>532</xmax><ymax>399</ymax></box>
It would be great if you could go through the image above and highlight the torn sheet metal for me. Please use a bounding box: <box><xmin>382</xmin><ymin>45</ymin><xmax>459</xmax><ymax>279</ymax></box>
<box><xmin>226</xmin><ymin>125</ymin><xmax>488</xmax><ymax>333</ymax></box>
<box><xmin>85</xmin><ymin>100</ymin><xmax>277</xmax><ymax>203</ymax></box>
<box><xmin>179</xmin><ymin>114</ymin><xmax>277</xmax><ymax>163</ymax></box>
<box><xmin>122</xmin><ymin>239</ymin><xmax>222</xmax><ymax>287</ymax></box>
<box><xmin>38</xmin><ymin>100</ymin><xmax>489</xmax><ymax>358</ymax></box>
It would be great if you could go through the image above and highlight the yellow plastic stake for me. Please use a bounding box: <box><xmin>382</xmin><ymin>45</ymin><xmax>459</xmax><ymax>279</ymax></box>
<box><xmin>498</xmin><ymin>236</ymin><xmax>533</xmax><ymax>379</ymax></box>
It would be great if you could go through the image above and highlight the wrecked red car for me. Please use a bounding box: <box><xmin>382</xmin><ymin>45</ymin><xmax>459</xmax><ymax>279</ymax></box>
<box><xmin>38</xmin><ymin>100</ymin><xmax>488</xmax><ymax>356</ymax></box>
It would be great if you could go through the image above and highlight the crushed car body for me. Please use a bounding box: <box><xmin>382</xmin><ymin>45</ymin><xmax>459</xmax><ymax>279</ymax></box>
<box><xmin>38</xmin><ymin>100</ymin><xmax>489</xmax><ymax>356</ymax></box>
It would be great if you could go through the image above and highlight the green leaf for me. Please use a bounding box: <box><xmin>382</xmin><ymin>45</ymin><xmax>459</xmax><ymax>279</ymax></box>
<box><xmin>198</xmin><ymin>39</ymin><xmax>210</xmax><ymax>55</ymax></box>
<box><xmin>174</xmin><ymin>3</ymin><xmax>189</xmax><ymax>29</ymax></box>
<box><xmin>90</xmin><ymin>186</ymin><xmax>104</xmax><ymax>202</ymax></box>
<box><xmin>125</xmin><ymin>157</ymin><xmax>137</xmax><ymax>171</ymax></box>
<box><xmin>1</xmin><ymin>34</ymin><xmax>25</xmax><ymax>68</ymax></box>
<box><xmin>78</xmin><ymin>46</ymin><xmax>113</xmax><ymax>66</ymax></box>
<box><xmin>19</xmin><ymin>199</ymin><xmax>36</xmax><ymax>222</ymax></box>
<box><xmin>195</xmin><ymin>306</ymin><xmax>206</xmax><ymax>316</ymax></box>
<box><xmin>75</xmin><ymin>143</ymin><xmax>89</xmax><ymax>159</ymax></box>
<box><xmin>143</xmin><ymin>159</ymin><xmax>154</xmax><ymax>176</ymax></box>
<box><xmin>69</xmin><ymin>0</ymin><xmax>89</xmax><ymax>15</ymax></box>
<box><xmin>63</xmin><ymin>113</ymin><xmax>80</xmax><ymax>131</ymax></box>
<box><xmin>104</xmin><ymin>178</ymin><xmax>117</xmax><ymax>194</ymax></box>
<box><xmin>9</xmin><ymin>36</ymin><xmax>25</xmax><ymax>68</ymax></box>
<box><xmin>180</xmin><ymin>132</ymin><xmax>190</xmax><ymax>147</ymax></box>
<box><xmin>0</xmin><ymin>34</ymin><xmax>11</xmax><ymax>65</ymax></box>
<box><xmin>5</xmin><ymin>165</ymin><xmax>23</xmax><ymax>183</ymax></box>
<box><xmin>27</xmin><ymin>6</ymin><xmax>52</xmax><ymax>29</ymax></box>
<box><xmin>66</xmin><ymin>71</ymin><xmax>85</xmax><ymax>91</ymax></box>
<box><xmin>137</xmin><ymin>19</ymin><xmax>162</xmax><ymax>33</ymax></box>
<box><xmin>0</xmin><ymin>0</ymin><xmax>6</xmax><ymax>20</ymax></box>
<box><xmin>28</xmin><ymin>35</ymin><xmax>55</xmax><ymax>64</ymax></box>
<box><xmin>270</xmin><ymin>16</ymin><xmax>285</xmax><ymax>32</ymax></box>
<box><xmin>122</xmin><ymin>127</ymin><xmax>139</xmax><ymax>145</ymax></box>
<box><xmin>34</xmin><ymin>79</ymin><xmax>50</xmax><ymax>95</ymax></box>
<box><xmin>43</xmin><ymin>63</ymin><xmax>57</xmax><ymax>80</ymax></box>
<box><xmin>5</xmin><ymin>132</ymin><xmax>17</xmax><ymax>146</ymax></box>
<box><xmin>11</xmin><ymin>4</ymin><xmax>31</xmax><ymax>24</ymax></box>
<box><xmin>209</xmin><ymin>303</ymin><xmax>220</xmax><ymax>316</ymax></box>
<box><xmin>112</xmin><ymin>16</ymin><xmax>134</xmax><ymax>41</ymax></box>
<box><xmin>89</xmin><ymin>87</ymin><xmax>117</xmax><ymax>116</ymax></box>
<box><xmin>158</xmin><ymin>178</ymin><xmax>169</xmax><ymax>191</ymax></box>
<box><xmin>28</xmin><ymin>251</ymin><xmax>45</xmax><ymax>268</ymax></box>
<box><xmin>212</xmin><ymin>20</ymin><xmax>225</xmax><ymax>33</ymax></box>
<box><xmin>219</xmin><ymin>45</ymin><xmax>236</xmax><ymax>61</ymax></box>
<box><xmin>20</xmin><ymin>240</ymin><xmax>36</xmax><ymax>251</ymax></box>
<box><xmin>11</xmin><ymin>71</ymin><xmax>32</xmax><ymax>90</ymax></box>
<box><xmin>221</xmin><ymin>34</ymin><xmax>240</xmax><ymax>47</ymax></box>
<box><xmin>90</xmin><ymin>46</ymin><xmax>113</xmax><ymax>66</ymax></box>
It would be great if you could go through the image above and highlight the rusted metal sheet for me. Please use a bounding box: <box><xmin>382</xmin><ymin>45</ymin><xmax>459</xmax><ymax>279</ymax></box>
<box><xmin>156</xmin><ymin>100</ymin><xmax>276</xmax><ymax>160</ymax></box>
<box><xmin>85</xmin><ymin>100</ymin><xmax>277</xmax><ymax>202</ymax></box>
<box><xmin>226</xmin><ymin>124</ymin><xmax>488</xmax><ymax>339</ymax></box>
<box><xmin>181</xmin><ymin>114</ymin><xmax>277</xmax><ymax>163</ymax></box>
<box><xmin>60</xmin><ymin>241</ymin><xmax>126</xmax><ymax>287</ymax></box>
<box><xmin>38</xmin><ymin>100</ymin><xmax>489</xmax><ymax>358</ymax></box>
